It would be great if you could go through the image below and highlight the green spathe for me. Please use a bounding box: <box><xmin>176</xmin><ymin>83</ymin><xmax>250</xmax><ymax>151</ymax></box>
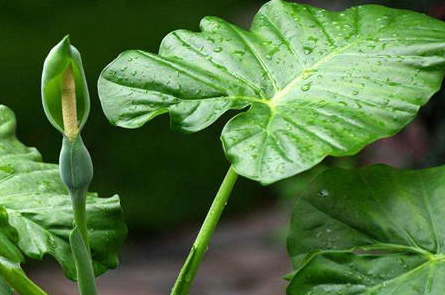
<box><xmin>59</xmin><ymin>135</ymin><xmax>93</xmax><ymax>194</ymax></box>
<box><xmin>41</xmin><ymin>35</ymin><xmax>90</xmax><ymax>134</ymax></box>
<box><xmin>287</xmin><ymin>164</ymin><xmax>445</xmax><ymax>295</ymax></box>
<box><xmin>98</xmin><ymin>0</ymin><xmax>445</xmax><ymax>184</ymax></box>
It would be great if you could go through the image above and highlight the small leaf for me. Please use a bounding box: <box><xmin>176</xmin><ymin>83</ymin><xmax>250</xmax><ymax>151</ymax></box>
<box><xmin>98</xmin><ymin>0</ymin><xmax>445</xmax><ymax>184</ymax></box>
<box><xmin>287</xmin><ymin>164</ymin><xmax>445</xmax><ymax>295</ymax></box>
<box><xmin>0</xmin><ymin>105</ymin><xmax>127</xmax><ymax>280</ymax></box>
<box><xmin>41</xmin><ymin>36</ymin><xmax>90</xmax><ymax>134</ymax></box>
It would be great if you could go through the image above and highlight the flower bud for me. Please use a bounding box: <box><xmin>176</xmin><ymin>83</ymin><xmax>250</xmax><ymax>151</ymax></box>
<box><xmin>59</xmin><ymin>135</ymin><xmax>93</xmax><ymax>194</ymax></box>
<box><xmin>41</xmin><ymin>36</ymin><xmax>90</xmax><ymax>139</ymax></box>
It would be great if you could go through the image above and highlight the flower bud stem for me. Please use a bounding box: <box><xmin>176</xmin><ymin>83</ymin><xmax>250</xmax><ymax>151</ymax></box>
<box><xmin>60</xmin><ymin>65</ymin><xmax>97</xmax><ymax>295</ymax></box>
<box><xmin>71</xmin><ymin>189</ymin><xmax>90</xmax><ymax>253</ymax></box>
<box><xmin>61</xmin><ymin>139</ymin><xmax>98</xmax><ymax>295</ymax></box>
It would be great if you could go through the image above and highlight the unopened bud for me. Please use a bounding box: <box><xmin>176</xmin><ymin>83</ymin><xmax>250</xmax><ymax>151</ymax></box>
<box><xmin>41</xmin><ymin>36</ymin><xmax>90</xmax><ymax>138</ymax></box>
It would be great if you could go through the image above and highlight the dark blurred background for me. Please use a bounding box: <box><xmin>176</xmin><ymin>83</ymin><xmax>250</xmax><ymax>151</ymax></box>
<box><xmin>1</xmin><ymin>1</ymin><xmax>444</xmax><ymax>294</ymax></box>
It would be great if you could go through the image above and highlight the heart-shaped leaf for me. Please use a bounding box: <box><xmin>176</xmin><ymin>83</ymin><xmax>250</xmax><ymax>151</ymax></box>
<box><xmin>287</xmin><ymin>164</ymin><xmax>445</xmax><ymax>295</ymax></box>
<box><xmin>98</xmin><ymin>0</ymin><xmax>445</xmax><ymax>184</ymax></box>
<box><xmin>0</xmin><ymin>105</ymin><xmax>127</xmax><ymax>280</ymax></box>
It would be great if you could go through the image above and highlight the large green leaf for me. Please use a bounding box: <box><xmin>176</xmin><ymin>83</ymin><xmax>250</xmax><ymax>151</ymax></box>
<box><xmin>0</xmin><ymin>105</ymin><xmax>127</xmax><ymax>280</ymax></box>
<box><xmin>98</xmin><ymin>0</ymin><xmax>445</xmax><ymax>184</ymax></box>
<box><xmin>287</xmin><ymin>165</ymin><xmax>445</xmax><ymax>295</ymax></box>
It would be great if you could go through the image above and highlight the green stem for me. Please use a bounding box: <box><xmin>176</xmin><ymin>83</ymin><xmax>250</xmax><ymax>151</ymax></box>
<box><xmin>59</xmin><ymin>136</ymin><xmax>97</xmax><ymax>295</ymax></box>
<box><xmin>170</xmin><ymin>166</ymin><xmax>238</xmax><ymax>295</ymax></box>
<box><xmin>70</xmin><ymin>190</ymin><xmax>98</xmax><ymax>295</ymax></box>
<box><xmin>71</xmin><ymin>190</ymin><xmax>90</xmax><ymax>252</ymax></box>
<box><xmin>0</xmin><ymin>259</ymin><xmax>48</xmax><ymax>295</ymax></box>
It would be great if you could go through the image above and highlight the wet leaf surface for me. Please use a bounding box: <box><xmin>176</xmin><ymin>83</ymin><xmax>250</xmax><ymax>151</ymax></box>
<box><xmin>99</xmin><ymin>0</ymin><xmax>445</xmax><ymax>184</ymax></box>
<box><xmin>287</xmin><ymin>164</ymin><xmax>445</xmax><ymax>295</ymax></box>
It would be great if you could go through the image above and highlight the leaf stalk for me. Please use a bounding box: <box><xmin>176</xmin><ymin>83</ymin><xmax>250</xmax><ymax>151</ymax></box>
<box><xmin>170</xmin><ymin>166</ymin><xmax>238</xmax><ymax>295</ymax></box>
<box><xmin>0</xmin><ymin>258</ymin><xmax>48</xmax><ymax>295</ymax></box>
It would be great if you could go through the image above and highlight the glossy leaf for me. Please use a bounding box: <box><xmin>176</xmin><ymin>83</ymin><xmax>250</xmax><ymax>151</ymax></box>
<box><xmin>99</xmin><ymin>0</ymin><xmax>445</xmax><ymax>184</ymax></box>
<box><xmin>287</xmin><ymin>165</ymin><xmax>445</xmax><ymax>295</ymax></box>
<box><xmin>0</xmin><ymin>105</ymin><xmax>127</xmax><ymax>280</ymax></box>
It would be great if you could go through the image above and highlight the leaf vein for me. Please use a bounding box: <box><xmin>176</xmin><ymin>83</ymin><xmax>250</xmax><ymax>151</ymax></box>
<box><xmin>171</xmin><ymin>32</ymin><xmax>267</xmax><ymax>98</ymax></box>
<box><xmin>227</xmin><ymin>24</ymin><xmax>280</xmax><ymax>92</ymax></box>
<box><xmin>258</xmin><ymin>11</ymin><xmax>305</xmax><ymax>68</ymax></box>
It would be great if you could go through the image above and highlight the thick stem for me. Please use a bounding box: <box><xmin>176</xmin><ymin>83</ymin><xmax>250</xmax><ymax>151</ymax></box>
<box><xmin>69</xmin><ymin>189</ymin><xmax>97</xmax><ymax>295</ymax></box>
<box><xmin>170</xmin><ymin>166</ymin><xmax>238</xmax><ymax>295</ymax></box>
<box><xmin>71</xmin><ymin>189</ymin><xmax>90</xmax><ymax>253</ymax></box>
<box><xmin>0</xmin><ymin>259</ymin><xmax>48</xmax><ymax>295</ymax></box>
<box><xmin>60</xmin><ymin>66</ymin><xmax>97</xmax><ymax>295</ymax></box>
